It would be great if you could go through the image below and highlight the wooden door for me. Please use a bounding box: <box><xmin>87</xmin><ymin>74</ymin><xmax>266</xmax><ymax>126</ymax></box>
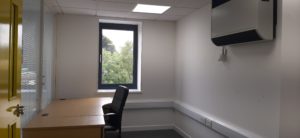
<box><xmin>0</xmin><ymin>0</ymin><xmax>23</xmax><ymax>137</ymax></box>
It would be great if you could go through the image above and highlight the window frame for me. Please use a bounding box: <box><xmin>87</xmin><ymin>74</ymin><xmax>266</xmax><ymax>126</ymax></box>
<box><xmin>98</xmin><ymin>22</ymin><xmax>139</xmax><ymax>91</ymax></box>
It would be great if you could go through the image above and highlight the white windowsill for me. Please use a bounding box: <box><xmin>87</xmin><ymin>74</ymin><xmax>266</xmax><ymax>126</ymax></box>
<box><xmin>97</xmin><ymin>89</ymin><xmax>142</xmax><ymax>93</ymax></box>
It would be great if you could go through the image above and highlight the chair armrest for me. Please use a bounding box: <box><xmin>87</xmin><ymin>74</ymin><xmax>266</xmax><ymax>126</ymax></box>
<box><xmin>104</xmin><ymin>112</ymin><xmax>121</xmax><ymax>120</ymax></box>
<box><xmin>104</xmin><ymin>112</ymin><xmax>116</xmax><ymax>116</ymax></box>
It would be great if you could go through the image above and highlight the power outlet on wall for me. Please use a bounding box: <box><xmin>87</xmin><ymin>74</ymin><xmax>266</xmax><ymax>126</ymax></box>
<box><xmin>205</xmin><ymin>118</ymin><xmax>212</xmax><ymax>128</ymax></box>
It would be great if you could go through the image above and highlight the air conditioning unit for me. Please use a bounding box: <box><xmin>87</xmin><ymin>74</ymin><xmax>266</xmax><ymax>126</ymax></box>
<box><xmin>211</xmin><ymin>0</ymin><xmax>277</xmax><ymax>46</ymax></box>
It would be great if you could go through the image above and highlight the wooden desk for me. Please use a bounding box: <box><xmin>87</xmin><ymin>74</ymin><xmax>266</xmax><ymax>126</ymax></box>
<box><xmin>23</xmin><ymin>97</ymin><xmax>112</xmax><ymax>138</ymax></box>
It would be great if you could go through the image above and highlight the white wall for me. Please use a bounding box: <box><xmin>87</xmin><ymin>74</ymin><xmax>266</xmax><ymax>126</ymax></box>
<box><xmin>280</xmin><ymin>0</ymin><xmax>300</xmax><ymax>137</ymax></box>
<box><xmin>175</xmin><ymin>3</ymin><xmax>282</xmax><ymax>138</ymax></box>
<box><xmin>55</xmin><ymin>14</ymin><xmax>176</xmax><ymax>101</ymax></box>
<box><xmin>123</xmin><ymin>109</ymin><xmax>174</xmax><ymax>130</ymax></box>
<box><xmin>55</xmin><ymin>15</ymin><xmax>99</xmax><ymax>99</ymax></box>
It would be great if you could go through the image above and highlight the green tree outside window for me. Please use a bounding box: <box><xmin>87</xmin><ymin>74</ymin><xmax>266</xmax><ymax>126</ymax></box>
<box><xmin>101</xmin><ymin>36</ymin><xmax>134</xmax><ymax>84</ymax></box>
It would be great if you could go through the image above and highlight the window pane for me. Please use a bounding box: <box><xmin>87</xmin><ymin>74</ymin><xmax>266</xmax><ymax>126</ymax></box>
<box><xmin>101</xmin><ymin>29</ymin><xmax>134</xmax><ymax>84</ymax></box>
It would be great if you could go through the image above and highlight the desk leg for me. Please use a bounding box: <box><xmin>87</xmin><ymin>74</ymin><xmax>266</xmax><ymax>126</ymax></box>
<box><xmin>101</xmin><ymin>127</ymin><xmax>105</xmax><ymax>138</ymax></box>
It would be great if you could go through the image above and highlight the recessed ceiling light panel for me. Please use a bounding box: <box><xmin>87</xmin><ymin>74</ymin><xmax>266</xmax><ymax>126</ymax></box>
<box><xmin>133</xmin><ymin>4</ymin><xmax>171</xmax><ymax>14</ymax></box>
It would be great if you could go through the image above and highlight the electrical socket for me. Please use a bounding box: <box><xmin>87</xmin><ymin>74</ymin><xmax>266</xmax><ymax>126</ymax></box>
<box><xmin>205</xmin><ymin>118</ymin><xmax>212</xmax><ymax>128</ymax></box>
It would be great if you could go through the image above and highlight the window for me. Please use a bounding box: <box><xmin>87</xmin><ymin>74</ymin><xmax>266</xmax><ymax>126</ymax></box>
<box><xmin>98</xmin><ymin>22</ymin><xmax>140</xmax><ymax>91</ymax></box>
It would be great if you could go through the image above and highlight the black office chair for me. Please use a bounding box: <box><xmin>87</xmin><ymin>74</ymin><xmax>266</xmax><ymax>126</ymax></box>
<box><xmin>102</xmin><ymin>85</ymin><xmax>129</xmax><ymax>138</ymax></box>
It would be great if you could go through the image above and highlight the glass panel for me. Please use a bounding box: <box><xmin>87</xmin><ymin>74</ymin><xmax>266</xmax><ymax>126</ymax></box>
<box><xmin>101</xmin><ymin>29</ymin><xmax>134</xmax><ymax>84</ymax></box>
<box><xmin>41</xmin><ymin>1</ymin><xmax>55</xmax><ymax>109</ymax></box>
<box><xmin>21</xmin><ymin>0</ymin><xmax>41</xmax><ymax>127</ymax></box>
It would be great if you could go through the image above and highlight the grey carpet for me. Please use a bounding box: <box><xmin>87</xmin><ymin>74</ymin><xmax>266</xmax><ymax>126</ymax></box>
<box><xmin>105</xmin><ymin>129</ymin><xmax>183</xmax><ymax>138</ymax></box>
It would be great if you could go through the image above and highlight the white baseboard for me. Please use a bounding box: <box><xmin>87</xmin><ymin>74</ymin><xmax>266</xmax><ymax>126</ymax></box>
<box><xmin>122</xmin><ymin>124</ymin><xmax>174</xmax><ymax>132</ymax></box>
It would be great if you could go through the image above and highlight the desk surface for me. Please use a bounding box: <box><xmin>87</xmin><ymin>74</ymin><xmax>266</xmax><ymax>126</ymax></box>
<box><xmin>24</xmin><ymin>97</ymin><xmax>112</xmax><ymax>129</ymax></box>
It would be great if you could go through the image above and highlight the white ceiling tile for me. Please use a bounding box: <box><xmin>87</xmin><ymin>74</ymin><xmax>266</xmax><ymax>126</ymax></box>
<box><xmin>164</xmin><ymin>7</ymin><xmax>196</xmax><ymax>16</ymax></box>
<box><xmin>62</xmin><ymin>7</ymin><xmax>97</xmax><ymax>15</ymax></box>
<box><xmin>174</xmin><ymin>0</ymin><xmax>208</xmax><ymax>8</ymax></box>
<box><xmin>48</xmin><ymin>0</ymin><xmax>207</xmax><ymax>20</ymax></box>
<box><xmin>97</xmin><ymin>1</ymin><xmax>136</xmax><ymax>12</ymax></box>
<box><xmin>126</xmin><ymin>12</ymin><xmax>158</xmax><ymax>20</ymax></box>
<box><xmin>57</xmin><ymin>0</ymin><xmax>97</xmax><ymax>9</ymax></box>
<box><xmin>154</xmin><ymin>14</ymin><xmax>181</xmax><ymax>21</ymax></box>
<box><xmin>98</xmin><ymin>0</ymin><xmax>136</xmax><ymax>3</ymax></box>
<box><xmin>97</xmin><ymin>10</ymin><xmax>130</xmax><ymax>18</ymax></box>
<box><xmin>97</xmin><ymin>10</ymin><xmax>158</xmax><ymax>20</ymax></box>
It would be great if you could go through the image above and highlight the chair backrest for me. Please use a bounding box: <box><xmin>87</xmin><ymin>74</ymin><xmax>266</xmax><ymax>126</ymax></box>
<box><xmin>111</xmin><ymin>85</ymin><xmax>129</xmax><ymax>114</ymax></box>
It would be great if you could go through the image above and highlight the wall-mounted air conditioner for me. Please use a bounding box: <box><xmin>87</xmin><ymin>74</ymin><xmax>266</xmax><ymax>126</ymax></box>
<box><xmin>211</xmin><ymin>0</ymin><xmax>277</xmax><ymax>46</ymax></box>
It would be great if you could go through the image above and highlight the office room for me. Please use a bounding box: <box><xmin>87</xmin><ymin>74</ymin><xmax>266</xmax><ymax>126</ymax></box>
<box><xmin>0</xmin><ymin>0</ymin><xmax>300</xmax><ymax>138</ymax></box>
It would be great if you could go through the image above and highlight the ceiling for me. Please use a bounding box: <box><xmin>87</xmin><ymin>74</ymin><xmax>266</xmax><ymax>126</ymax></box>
<box><xmin>45</xmin><ymin>0</ymin><xmax>209</xmax><ymax>21</ymax></box>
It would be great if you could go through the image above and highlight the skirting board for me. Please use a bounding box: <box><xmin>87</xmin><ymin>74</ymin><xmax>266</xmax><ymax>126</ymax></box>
<box><xmin>173</xmin><ymin>125</ymin><xmax>192</xmax><ymax>138</ymax></box>
<box><xmin>122</xmin><ymin>124</ymin><xmax>173</xmax><ymax>132</ymax></box>
<box><xmin>122</xmin><ymin>124</ymin><xmax>191</xmax><ymax>138</ymax></box>
<box><xmin>124</xmin><ymin>99</ymin><xmax>248</xmax><ymax>138</ymax></box>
